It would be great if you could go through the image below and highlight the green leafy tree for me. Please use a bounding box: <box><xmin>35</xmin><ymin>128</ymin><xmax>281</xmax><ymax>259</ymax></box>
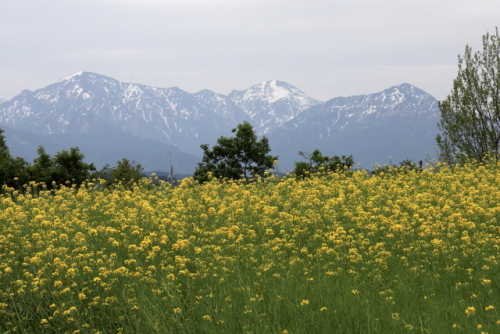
<box><xmin>51</xmin><ymin>147</ymin><xmax>96</xmax><ymax>186</ymax></box>
<box><xmin>0</xmin><ymin>128</ymin><xmax>30</xmax><ymax>188</ymax></box>
<box><xmin>9</xmin><ymin>157</ymin><xmax>30</xmax><ymax>186</ymax></box>
<box><xmin>293</xmin><ymin>149</ymin><xmax>354</xmax><ymax>178</ymax></box>
<box><xmin>27</xmin><ymin>146</ymin><xmax>97</xmax><ymax>189</ymax></box>
<box><xmin>194</xmin><ymin>121</ymin><xmax>277</xmax><ymax>183</ymax></box>
<box><xmin>28</xmin><ymin>146</ymin><xmax>54</xmax><ymax>187</ymax></box>
<box><xmin>0</xmin><ymin>128</ymin><xmax>12</xmax><ymax>185</ymax></box>
<box><xmin>97</xmin><ymin>158</ymin><xmax>144</xmax><ymax>187</ymax></box>
<box><xmin>437</xmin><ymin>27</ymin><xmax>500</xmax><ymax>164</ymax></box>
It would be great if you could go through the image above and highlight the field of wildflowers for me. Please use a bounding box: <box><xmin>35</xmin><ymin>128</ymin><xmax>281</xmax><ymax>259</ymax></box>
<box><xmin>0</xmin><ymin>163</ymin><xmax>499</xmax><ymax>333</ymax></box>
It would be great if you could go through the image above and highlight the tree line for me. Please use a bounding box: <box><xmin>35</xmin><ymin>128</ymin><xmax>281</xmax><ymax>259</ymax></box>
<box><xmin>1</xmin><ymin>28</ymin><xmax>499</xmax><ymax>187</ymax></box>
<box><xmin>0</xmin><ymin>129</ymin><xmax>143</xmax><ymax>190</ymax></box>
<box><xmin>192</xmin><ymin>27</ymin><xmax>500</xmax><ymax>182</ymax></box>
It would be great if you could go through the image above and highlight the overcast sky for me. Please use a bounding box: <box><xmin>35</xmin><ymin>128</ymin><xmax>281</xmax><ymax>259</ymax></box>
<box><xmin>1</xmin><ymin>0</ymin><xmax>499</xmax><ymax>102</ymax></box>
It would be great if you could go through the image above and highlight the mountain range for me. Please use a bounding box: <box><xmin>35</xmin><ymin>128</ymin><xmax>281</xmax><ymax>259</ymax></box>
<box><xmin>268</xmin><ymin>83</ymin><xmax>440</xmax><ymax>170</ymax></box>
<box><xmin>0</xmin><ymin>72</ymin><xmax>441</xmax><ymax>173</ymax></box>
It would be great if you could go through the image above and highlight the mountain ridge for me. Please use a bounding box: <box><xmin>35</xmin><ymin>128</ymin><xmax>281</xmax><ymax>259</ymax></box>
<box><xmin>0</xmin><ymin>71</ymin><xmax>321</xmax><ymax>156</ymax></box>
<box><xmin>0</xmin><ymin>72</ymin><xmax>441</xmax><ymax>172</ymax></box>
<box><xmin>267</xmin><ymin>82</ymin><xmax>440</xmax><ymax>169</ymax></box>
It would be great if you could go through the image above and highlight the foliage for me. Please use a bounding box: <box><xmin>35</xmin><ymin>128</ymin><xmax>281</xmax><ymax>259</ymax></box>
<box><xmin>194</xmin><ymin>121</ymin><xmax>277</xmax><ymax>183</ymax></box>
<box><xmin>0</xmin><ymin>138</ymin><xmax>97</xmax><ymax>192</ymax></box>
<box><xmin>1</xmin><ymin>162</ymin><xmax>500</xmax><ymax>332</ymax></box>
<box><xmin>27</xmin><ymin>146</ymin><xmax>96</xmax><ymax>188</ymax></box>
<box><xmin>28</xmin><ymin>146</ymin><xmax>55</xmax><ymax>187</ymax></box>
<box><xmin>0</xmin><ymin>129</ymin><xmax>10</xmax><ymax>177</ymax></box>
<box><xmin>293</xmin><ymin>149</ymin><xmax>354</xmax><ymax>177</ymax></box>
<box><xmin>437</xmin><ymin>27</ymin><xmax>500</xmax><ymax>164</ymax></box>
<box><xmin>97</xmin><ymin>158</ymin><xmax>144</xmax><ymax>188</ymax></box>
<box><xmin>0</xmin><ymin>129</ymin><xmax>140</xmax><ymax>191</ymax></box>
<box><xmin>371</xmin><ymin>159</ymin><xmax>423</xmax><ymax>176</ymax></box>
<box><xmin>51</xmin><ymin>147</ymin><xmax>96</xmax><ymax>185</ymax></box>
<box><xmin>0</xmin><ymin>129</ymin><xmax>106</xmax><ymax>190</ymax></box>
<box><xmin>0</xmin><ymin>128</ymin><xmax>30</xmax><ymax>188</ymax></box>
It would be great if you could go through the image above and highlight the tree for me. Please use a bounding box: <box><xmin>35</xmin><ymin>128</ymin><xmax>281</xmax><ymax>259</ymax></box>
<box><xmin>0</xmin><ymin>128</ymin><xmax>12</xmax><ymax>185</ymax></box>
<box><xmin>97</xmin><ymin>158</ymin><xmax>143</xmax><ymax>187</ymax></box>
<box><xmin>0</xmin><ymin>129</ymin><xmax>98</xmax><ymax>190</ymax></box>
<box><xmin>28</xmin><ymin>146</ymin><xmax>54</xmax><ymax>187</ymax></box>
<box><xmin>51</xmin><ymin>147</ymin><xmax>96</xmax><ymax>186</ymax></box>
<box><xmin>293</xmin><ymin>149</ymin><xmax>354</xmax><ymax>178</ymax></box>
<box><xmin>194</xmin><ymin>121</ymin><xmax>277</xmax><ymax>183</ymax></box>
<box><xmin>0</xmin><ymin>128</ymin><xmax>30</xmax><ymax>188</ymax></box>
<box><xmin>437</xmin><ymin>27</ymin><xmax>500</xmax><ymax>164</ymax></box>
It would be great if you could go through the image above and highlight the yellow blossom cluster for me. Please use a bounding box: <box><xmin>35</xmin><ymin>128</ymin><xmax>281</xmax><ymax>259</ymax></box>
<box><xmin>0</xmin><ymin>162</ymin><xmax>500</xmax><ymax>332</ymax></box>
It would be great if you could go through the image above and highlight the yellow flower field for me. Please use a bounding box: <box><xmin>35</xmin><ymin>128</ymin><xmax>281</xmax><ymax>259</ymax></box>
<box><xmin>0</xmin><ymin>163</ymin><xmax>499</xmax><ymax>333</ymax></box>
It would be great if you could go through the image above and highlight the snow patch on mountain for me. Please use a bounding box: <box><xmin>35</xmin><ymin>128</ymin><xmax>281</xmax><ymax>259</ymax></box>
<box><xmin>58</xmin><ymin>71</ymin><xmax>84</xmax><ymax>82</ymax></box>
<box><xmin>242</xmin><ymin>80</ymin><xmax>291</xmax><ymax>103</ymax></box>
<box><xmin>225</xmin><ymin>80</ymin><xmax>322</xmax><ymax>133</ymax></box>
<box><xmin>312</xmin><ymin>83</ymin><xmax>439</xmax><ymax>124</ymax></box>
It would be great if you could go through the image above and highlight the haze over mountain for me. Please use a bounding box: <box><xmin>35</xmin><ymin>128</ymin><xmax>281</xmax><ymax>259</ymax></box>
<box><xmin>268</xmin><ymin>83</ymin><xmax>440</xmax><ymax>169</ymax></box>
<box><xmin>0</xmin><ymin>71</ymin><xmax>441</xmax><ymax>173</ymax></box>
<box><xmin>0</xmin><ymin>72</ymin><xmax>320</xmax><ymax>155</ymax></box>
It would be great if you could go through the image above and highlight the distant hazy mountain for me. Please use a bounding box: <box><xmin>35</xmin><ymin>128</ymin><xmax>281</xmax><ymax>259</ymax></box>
<box><xmin>0</xmin><ymin>98</ymin><xmax>6</xmax><ymax>105</ymax></box>
<box><xmin>0</xmin><ymin>72</ymin><xmax>320</xmax><ymax>156</ymax></box>
<box><xmin>0</xmin><ymin>72</ymin><xmax>442</xmax><ymax>173</ymax></box>
<box><xmin>229</xmin><ymin>80</ymin><xmax>321</xmax><ymax>133</ymax></box>
<box><xmin>194</xmin><ymin>80</ymin><xmax>320</xmax><ymax>134</ymax></box>
<box><xmin>0</xmin><ymin>72</ymin><xmax>226</xmax><ymax>156</ymax></box>
<box><xmin>2</xmin><ymin>125</ymin><xmax>200</xmax><ymax>173</ymax></box>
<box><xmin>268</xmin><ymin>83</ymin><xmax>440</xmax><ymax>170</ymax></box>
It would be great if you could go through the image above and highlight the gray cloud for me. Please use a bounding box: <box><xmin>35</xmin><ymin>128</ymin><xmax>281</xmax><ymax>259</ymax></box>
<box><xmin>1</xmin><ymin>0</ymin><xmax>499</xmax><ymax>101</ymax></box>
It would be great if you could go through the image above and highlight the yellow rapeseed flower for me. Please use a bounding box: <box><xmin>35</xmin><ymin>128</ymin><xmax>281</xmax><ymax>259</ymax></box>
<box><xmin>465</xmin><ymin>307</ymin><xmax>476</xmax><ymax>316</ymax></box>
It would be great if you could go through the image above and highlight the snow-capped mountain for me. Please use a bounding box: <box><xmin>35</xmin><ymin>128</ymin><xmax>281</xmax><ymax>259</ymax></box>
<box><xmin>267</xmin><ymin>83</ymin><xmax>440</xmax><ymax>169</ymax></box>
<box><xmin>0</xmin><ymin>72</ymin><xmax>442</xmax><ymax>172</ymax></box>
<box><xmin>192</xmin><ymin>81</ymin><xmax>320</xmax><ymax>134</ymax></box>
<box><xmin>0</xmin><ymin>72</ymin><xmax>320</xmax><ymax>156</ymax></box>
<box><xmin>0</xmin><ymin>72</ymin><xmax>231</xmax><ymax>155</ymax></box>
<box><xmin>0</xmin><ymin>98</ymin><xmax>6</xmax><ymax>105</ymax></box>
<box><xmin>227</xmin><ymin>80</ymin><xmax>321</xmax><ymax>133</ymax></box>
